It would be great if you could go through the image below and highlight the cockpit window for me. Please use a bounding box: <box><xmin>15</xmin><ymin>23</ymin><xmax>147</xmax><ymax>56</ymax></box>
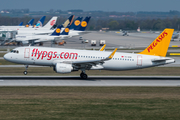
<box><xmin>11</xmin><ymin>50</ymin><xmax>19</xmax><ymax>54</ymax></box>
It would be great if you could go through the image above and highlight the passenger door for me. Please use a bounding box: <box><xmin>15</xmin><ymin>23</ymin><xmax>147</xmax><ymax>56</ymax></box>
<box><xmin>24</xmin><ymin>48</ymin><xmax>30</xmax><ymax>58</ymax></box>
<box><xmin>137</xmin><ymin>55</ymin><xmax>142</xmax><ymax>66</ymax></box>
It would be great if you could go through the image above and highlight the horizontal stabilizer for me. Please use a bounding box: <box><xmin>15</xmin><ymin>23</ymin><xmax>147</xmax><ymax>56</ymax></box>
<box><xmin>151</xmin><ymin>58</ymin><xmax>172</xmax><ymax>62</ymax></box>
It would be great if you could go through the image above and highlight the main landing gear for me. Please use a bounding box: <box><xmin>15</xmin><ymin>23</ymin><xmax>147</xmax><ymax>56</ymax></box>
<box><xmin>23</xmin><ymin>65</ymin><xmax>28</xmax><ymax>75</ymax></box>
<box><xmin>80</xmin><ymin>71</ymin><xmax>88</xmax><ymax>79</ymax></box>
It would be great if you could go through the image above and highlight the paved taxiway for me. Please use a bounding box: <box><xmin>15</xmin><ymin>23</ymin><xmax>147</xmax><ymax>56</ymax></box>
<box><xmin>0</xmin><ymin>76</ymin><xmax>180</xmax><ymax>86</ymax></box>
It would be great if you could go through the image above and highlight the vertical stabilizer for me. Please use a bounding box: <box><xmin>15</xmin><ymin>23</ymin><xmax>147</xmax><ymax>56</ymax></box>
<box><xmin>34</xmin><ymin>16</ymin><xmax>46</xmax><ymax>28</ymax></box>
<box><xmin>74</xmin><ymin>16</ymin><xmax>91</xmax><ymax>31</ymax></box>
<box><xmin>43</xmin><ymin>16</ymin><xmax>58</xmax><ymax>28</ymax></box>
<box><xmin>62</xmin><ymin>15</ymin><xmax>74</xmax><ymax>28</ymax></box>
<box><xmin>50</xmin><ymin>25</ymin><xmax>63</xmax><ymax>36</ymax></box>
<box><xmin>138</xmin><ymin>29</ymin><xmax>174</xmax><ymax>57</ymax></box>
<box><xmin>25</xmin><ymin>19</ymin><xmax>34</xmax><ymax>27</ymax></box>
<box><xmin>60</xmin><ymin>25</ymin><xmax>71</xmax><ymax>35</ymax></box>
<box><xmin>70</xmin><ymin>17</ymin><xmax>83</xmax><ymax>30</ymax></box>
<box><xmin>19</xmin><ymin>22</ymin><xmax>23</xmax><ymax>26</ymax></box>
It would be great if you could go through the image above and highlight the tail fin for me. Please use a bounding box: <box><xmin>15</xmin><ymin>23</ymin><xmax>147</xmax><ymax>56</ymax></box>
<box><xmin>138</xmin><ymin>28</ymin><xmax>174</xmax><ymax>57</ymax></box>
<box><xmin>70</xmin><ymin>17</ymin><xmax>83</xmax><ymax>30</ymax></box>
<box><xmin>34</xmin><ymin>16</ymin><xmax>46</xmax><ymax>28</ymax></box>
<box><xmin>50</xmin><ymin>25</ymin><xmax>63</xmax><ymax>36</ymax></box>
<box><xmin>60</xmin><ymin>25</ymin><xmax>71</xmax><ymax>35</ymax></box>
<box><xmin>62</xmin><ymin>15</ymin><xmax>74</xmax><ymax>28</ymax></box>
<box><xmin>74</xmin><ymin>16</ymin><xmax>91</xmax><ymax>31</ymax></box>
<box><xmin>19</xmin><ymin>22</ymin><xmax>23</xmax><ymax>26</ymax></box>
<box><xmin>43</xmin><ymin>16</ymin><xmax>58</xmax><ymax>28</ymax></box>
<box><xmin>25</xmin><ymin>19</ymin><xmax>34</xmax><ymax>27</ymax></box>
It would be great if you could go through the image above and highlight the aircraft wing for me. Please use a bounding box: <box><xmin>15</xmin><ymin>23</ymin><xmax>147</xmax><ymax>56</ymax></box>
<box><xmin>60</xmin><ymin>48</ymin><xmax>117</xmax><ymax>69</ymax></box>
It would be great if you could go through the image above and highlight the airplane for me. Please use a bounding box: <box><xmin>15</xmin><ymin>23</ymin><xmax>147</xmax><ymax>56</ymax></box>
<box><xmin>0</xmin><ymin>18</ymin><xmax>35</xmax><ymax>29</ymax></box>
<box><xmin>4</xmin><ymin>28</ymin><xmax>175</xmax><ymax>79</ymax></box>
<box><xmin>0</xmin><ymin>16</ymin><xmax>46</xmax><ymax>31</ymax></box>
<box><xmin>15</xmin><ymin>24</ymin><xmax>70</xmax><ymax>45</ymax></box>
<box><xmin>15</xmin><ymin>15</ymin><xmax>73</xmax><ymax>35</ymax></box>
<box><xmin>171</xmin><ymin>32</ymin><xmax>179</xmax><ymax>40</ymax></box>
<box><xmin>14</xmin><ymin>16</ymin><xmax>90</xmax><ymax>44</ymax></box>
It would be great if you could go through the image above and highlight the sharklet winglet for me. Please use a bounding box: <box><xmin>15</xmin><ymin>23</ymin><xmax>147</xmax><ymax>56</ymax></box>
<box><xmin>107</xmin><ymin>48</ymin><xmax>117</xmax><ymax>59</ymax></box>
<box><xmin>99</xmin><ymin>44</ymin><xmax>106</xmax><ymax>51</ymax></box>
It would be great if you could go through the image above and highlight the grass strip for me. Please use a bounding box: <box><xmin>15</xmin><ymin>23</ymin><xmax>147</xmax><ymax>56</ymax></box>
<box><xmin>0</xmin><ymin>87</ymin><xmax>180</xmax><ymax>120</ymax></box>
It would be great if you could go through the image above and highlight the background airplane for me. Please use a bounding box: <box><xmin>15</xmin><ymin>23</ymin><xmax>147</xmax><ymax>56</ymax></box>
<box><xmin>16</xmin><ymin>15</ymin><xmax>73</xmax><ymax>35</ymax></box>
<box><xmin>15</xmin><ymin>24</ymin><xmax>70</xmax><ymax>45</ymax></box>
<box><xmin>171</xmin><ymin>32</ymin><xmax>179</xmax><ymax>40</ymax></box>
<box><xmin>14</xmin><ymin>16</ymin><xmax>91</xmax><ymax>45</ymax></box>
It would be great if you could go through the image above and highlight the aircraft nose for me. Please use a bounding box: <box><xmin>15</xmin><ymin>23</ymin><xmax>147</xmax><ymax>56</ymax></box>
<box><xmin>3</xmin><ymin>53</ymin><xmax>10</xmax><ymax>61</ymax></box>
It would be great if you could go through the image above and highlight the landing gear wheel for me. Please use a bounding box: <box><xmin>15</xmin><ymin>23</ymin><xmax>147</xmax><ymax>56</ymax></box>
<box><xmin>80</xmin><ymin>73</ymin><xmax>88</xmax><ymax>79</ymax></box>
<box><xmin>80</xmin><ymin>72</ymin><xmax>84</xmax><ymax>77</ymax></box>
<box><xmin>23</xmin><ymin>71</ymin><xmax>28</xmax><ymax>75</ymax></box>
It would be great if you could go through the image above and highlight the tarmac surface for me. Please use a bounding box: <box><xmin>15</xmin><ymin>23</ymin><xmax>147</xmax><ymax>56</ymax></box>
<box><xmin>0</xmin><ymin>76</ymin><xmax>180</xmax><ymax>86</ymax></box>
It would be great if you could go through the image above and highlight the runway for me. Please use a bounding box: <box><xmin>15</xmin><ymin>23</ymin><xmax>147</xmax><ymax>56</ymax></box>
<box><xmin>0</xmin><ymin>76</ymin><xmax>180</xmax><ymax>86</ymax></box>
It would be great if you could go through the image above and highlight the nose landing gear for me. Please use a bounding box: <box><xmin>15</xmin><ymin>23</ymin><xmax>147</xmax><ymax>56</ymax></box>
<box><xmin>23</xmin><ymin>65</ymin><xmax>28</xmax><ymax>75</ymax></box>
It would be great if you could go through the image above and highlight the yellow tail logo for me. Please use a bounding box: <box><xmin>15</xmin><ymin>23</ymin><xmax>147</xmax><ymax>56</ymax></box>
<box><xmin>138</xmin><ymin>28</ymin><xmax>174</xmax><ymax>57</ymax></box>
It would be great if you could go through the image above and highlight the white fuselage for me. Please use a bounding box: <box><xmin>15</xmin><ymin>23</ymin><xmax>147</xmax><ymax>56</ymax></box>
<box><xmin>4</xmin><ymin>46</ymin><xmax>175</xmax><ymax>71</ymax></box>
<box><xmin>15</xmin><ymin>35</ymin><xmax>62</xmax><ymax>43</ymax></box>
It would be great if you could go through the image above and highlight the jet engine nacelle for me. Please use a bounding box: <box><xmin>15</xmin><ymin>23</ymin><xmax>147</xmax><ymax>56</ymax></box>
<box><xmin>55</xmin><ymin>63</ymin><xmax>73</xmax><ymax>73</ymax></box>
